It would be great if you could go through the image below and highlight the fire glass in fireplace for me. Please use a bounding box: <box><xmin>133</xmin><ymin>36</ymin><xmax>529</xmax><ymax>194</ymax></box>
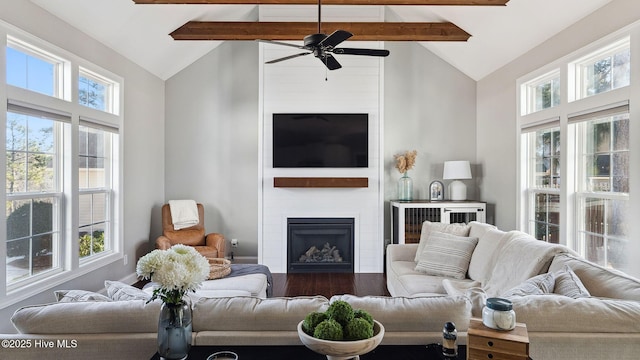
<box><xmin>287</xmin><ymin>218</ymin><xmax>354</xmax><ymax>273</ymax></box>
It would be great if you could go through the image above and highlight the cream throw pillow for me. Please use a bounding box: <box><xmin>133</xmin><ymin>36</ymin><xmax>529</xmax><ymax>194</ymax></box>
<box><xmin>554</xmin><ymin>265</ymin><xmax>591</xmax><ymax>298</ymax></box>
<box><xmin>54</xmin><ymin>289</ymin><xmax>112</xmax><ymax>302</ymax></box>
<box><xmin>414</xmin><ymin>231</ymin><xmax>478</xmax><ymax>279</ymax></box>
<box><xmin>414</xmin><ymin>221</ymin><xmax>471</xmax><ymax>263</ymax></box>
<box><xmin>105</xmin><ymin>280</ymin><xmax>151</xmax><ymax>301</ymax></box>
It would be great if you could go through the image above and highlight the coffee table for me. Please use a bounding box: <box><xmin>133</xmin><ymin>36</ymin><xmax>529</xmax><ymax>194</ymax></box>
<box><xmin>150</xmin><ymin>344</ymin><xmax>467</xmax><ymax>360</ymax></box>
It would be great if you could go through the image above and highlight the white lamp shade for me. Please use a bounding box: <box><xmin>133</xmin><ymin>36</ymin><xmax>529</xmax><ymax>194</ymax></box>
<box><xmin>443</xmin><ymin>161</ymin><xmax>472</xmax><ymax>180</ymax></box>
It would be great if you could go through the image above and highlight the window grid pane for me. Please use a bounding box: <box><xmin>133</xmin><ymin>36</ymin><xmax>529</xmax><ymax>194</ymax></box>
<box><xmin>578</xmin><ymin>197</ymin><xmax>628</xmax><ymax>269</ymax></box>
<box><xmin>79</xmin><ymin>192</ymin><xmax>109</xmax><ymax>258</ymax></box>
<box><xmin>521</xmin><ymin>71</ymin><xmax>561</xmax><ymax>115</ymax></box>
<box><xmin>581</xmin><ymin>114</ymin><xmax>629</xmax><ymax>193</ymax></box>
<box><xmin>6</xmin><ymin>197</ymin><xmax>59</xmax><ymax>284</ymax></box>
<box><xmin>577</xmin><ymin>41</ymin><xmax>630</xmax><ymax>100</ymax></box>
<box><xmin>6</xmin><ymin>112</ymin><xmax>57</xmax><ymax>194</ymax></box>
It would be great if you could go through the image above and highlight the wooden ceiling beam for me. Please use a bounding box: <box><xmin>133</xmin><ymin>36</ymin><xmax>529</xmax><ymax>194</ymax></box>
<box><xmin>134</xmin><ymin>0</ymin><xmax>508</xmax><ymax>5</ymax></box>
<box><xmin>170</xmin><ymin>21</ymin><xmax>470</xmax><ymax>41</ymax></box>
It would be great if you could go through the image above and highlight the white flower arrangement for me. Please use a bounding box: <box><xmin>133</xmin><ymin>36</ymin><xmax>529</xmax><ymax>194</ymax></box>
<box><xmin>136</xmin><ymin>244</ymin><xmax>210</xmax><ymax>305</ymax></box>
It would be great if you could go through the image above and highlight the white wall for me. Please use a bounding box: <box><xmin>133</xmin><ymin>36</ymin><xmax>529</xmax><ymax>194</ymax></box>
<box><xmin>477</xmin><ymin>0</ymin><xmax>640</xmax><ymax>276</ymax></box>
<box><xmin>384</xmin><ymin>42</ymin><xmax>478</xmax><ymax>236</ymax></box>
<box><xmin>0</xmin><ymin>1</ymin><xmax>165</xmax><ymax>333</ymax></box>
<box><xmin>163</xmin><ymin>40</ymin><xmax>478</xmax><ymax>266</ymax></box>
<box><xmin>259</xmin><ymin>42</ymin><xmax>385</xmax><ymax>273</ymax></box>
<box><xmin>164</xmin><ymin>41</ymin><xmax>260</xmax><ymax>257</ymax></box>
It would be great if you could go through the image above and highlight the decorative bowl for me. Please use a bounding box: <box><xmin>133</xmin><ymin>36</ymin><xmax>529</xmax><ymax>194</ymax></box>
<box><xmin>297</xmin><ymin>320</ymin><xmax>385</xmax><ymax>360</ymax></box>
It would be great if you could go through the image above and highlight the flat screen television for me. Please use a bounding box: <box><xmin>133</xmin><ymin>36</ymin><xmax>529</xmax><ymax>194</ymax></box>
<box><xmin>273</xmin><ymin>113</ymin><xmax>368</xmax><ymax>168</ymax></box>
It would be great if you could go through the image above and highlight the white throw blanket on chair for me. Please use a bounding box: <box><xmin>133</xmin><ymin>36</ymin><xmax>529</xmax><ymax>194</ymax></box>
<box><xmin>169</xmin><ymin>200</ymin><xmax>199</xmax><ymax>230</ymax></box>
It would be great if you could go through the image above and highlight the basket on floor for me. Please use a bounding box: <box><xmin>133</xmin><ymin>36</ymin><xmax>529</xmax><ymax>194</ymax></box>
<box><xmin>207</xmin><ymin>257</ymin><xmax>231</xmax><ymax>279</ymax></box>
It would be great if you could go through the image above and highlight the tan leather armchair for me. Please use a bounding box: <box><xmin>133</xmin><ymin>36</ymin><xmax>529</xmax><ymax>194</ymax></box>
<box><xmin>156</xmin><ymin>203</ymin><xmax>226</xmax><ymax>258</ymax></box>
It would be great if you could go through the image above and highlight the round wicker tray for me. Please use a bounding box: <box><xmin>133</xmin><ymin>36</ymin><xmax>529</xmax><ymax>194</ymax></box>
<box><xmin>207</xmin><ymin>257</ymin><xmax>231</xmax><ymax>279</ymax></box>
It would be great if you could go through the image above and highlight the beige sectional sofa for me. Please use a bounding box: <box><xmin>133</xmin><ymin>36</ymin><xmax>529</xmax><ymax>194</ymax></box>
<box><xmin>387</xmin><ymin>221</ymin><xmax>640</xmax><ymax>360</ymax></box>
<box><xmin>4</xmin><ymin>293</ymin><xmax>471</xmax><ymax>359</ymax></box>
<box><xmin>4</xmin><ymin>221</ymin><xmax>640</xmax><ymax>360</ymax></box>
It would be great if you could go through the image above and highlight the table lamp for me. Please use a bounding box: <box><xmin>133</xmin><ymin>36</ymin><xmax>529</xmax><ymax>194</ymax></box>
<box><xmin>443</xmin><ymin>160</ymin><xmax>472</xmax><ymax>201</ymax></box>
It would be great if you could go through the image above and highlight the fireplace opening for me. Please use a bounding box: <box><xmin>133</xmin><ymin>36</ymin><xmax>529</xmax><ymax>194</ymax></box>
<box><xmin>287</xmin><ymin>218</ymin><xmax>354</xmax><ymax>273</ymax></box>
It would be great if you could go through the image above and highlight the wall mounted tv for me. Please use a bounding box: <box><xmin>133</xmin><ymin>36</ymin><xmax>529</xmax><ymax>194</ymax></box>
<box><xmin>273</xmin><ymin>113</ymin><xmax>368</xmax><ymax>168</ymax></box>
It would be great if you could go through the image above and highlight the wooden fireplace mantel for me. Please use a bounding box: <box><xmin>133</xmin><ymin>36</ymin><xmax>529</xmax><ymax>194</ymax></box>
<box><xmin>273</xmin><ymin>177</ymin><xmax>368</xmax><ymax>188</ymax></box>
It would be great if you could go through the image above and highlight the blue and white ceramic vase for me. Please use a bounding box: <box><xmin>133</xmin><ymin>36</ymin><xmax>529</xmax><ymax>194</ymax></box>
<box><xmin>157</xmin><ymin>300</ymin><xmax>192</xmax><ymax>360</ymax></box>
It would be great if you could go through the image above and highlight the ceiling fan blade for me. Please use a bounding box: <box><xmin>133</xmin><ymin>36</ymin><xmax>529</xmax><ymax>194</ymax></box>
<box><xmin>318</xmin><ymin>30</ymin><xmax>353</xmax><ymax>49</ymax></box>
<box><xmin>332</xmin><ymin>48</ymin><xmax>390</xmax><ymax>57</ymax></box>
<box><xmin>318</xmin><ymin>54</ymin><xmax>342</xmax><ymax>70</ymax></box>
<box><xmin>265</xmin><ymin>52</ymin><xmax>311</xmax><ymax>64</ymax></box>
<box><xmin>256</xmin><ymin>39</ymin><xmax>307</xmax><ymax>50</ymax></box>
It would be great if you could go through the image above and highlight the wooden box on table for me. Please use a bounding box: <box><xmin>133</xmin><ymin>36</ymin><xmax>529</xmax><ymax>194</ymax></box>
<box><xmin>467</xmin><ymin>318</ymin><xmax>530</xmax><ymax>360</ymax></box>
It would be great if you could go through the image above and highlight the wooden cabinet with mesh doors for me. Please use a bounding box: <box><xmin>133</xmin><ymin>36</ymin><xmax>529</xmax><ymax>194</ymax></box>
<box><xmin>390</xmin><ymin>200</ymin><xmax>486</xmax><ymax>244</ymax></box>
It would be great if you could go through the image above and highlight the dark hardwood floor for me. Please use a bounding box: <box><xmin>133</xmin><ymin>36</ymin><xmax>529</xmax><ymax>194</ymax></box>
<box><xmin>271</xmin><ymin>273</ymin><xmax>390</xmax><ymax>298</ymax></box>
<box><xmin>135</xmin><ymin>272</ymin><xmax>390</xmax><ymax>298</ymax></box>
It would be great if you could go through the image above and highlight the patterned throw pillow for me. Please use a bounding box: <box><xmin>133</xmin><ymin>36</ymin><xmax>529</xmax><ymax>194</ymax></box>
<box><xmin>54</xmin><ymin>289</ymin><xmax>112</xmax><ymax>302</ymax></box>
<box><xmin>502</xmin><ymin>272</ymin><xmax>556</xmax><ymax>298</ymax></box>
<box><xmin>554</xmin><ymin>265</ymin><xmax>591</xmax><ymax>298</ymax></box>
<box><xmin>105</xmin><ymin>280</ymin><xmax>151</xmax><ymax>301</ymax></box>
<box><xmin>414</xmin><ymin>231</ymin><xmax>479</xmax><ymax>279</ymax></box>
<box><xmin>414</xmin><ymin>222</ymin><xmax>471</xmax><ymax>263</ymax></box>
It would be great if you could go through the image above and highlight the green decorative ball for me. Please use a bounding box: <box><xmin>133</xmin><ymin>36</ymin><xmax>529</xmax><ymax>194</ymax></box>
<box><xmin>353</xmin><ymin>309</ymin><xmax>374</xmax><ymax>326</ymax></box>
<box><xmin>313</xmin><ymin>319</ymin><xmax>344</xmax><ymax>341</ymax></box>
<box><xmin>326</xmin><ymin>300</ymin><xmax>354</xmax><ymax>326</ymax></box>
<box><xmin>345</xmin><ymin>318</ymin><xmax>374</xmax><ymax>340</ymax></box>
<box><xmin>302</xmin><ymin>311</ymin><xmax>327</xmax><ymax>335</ymax></box>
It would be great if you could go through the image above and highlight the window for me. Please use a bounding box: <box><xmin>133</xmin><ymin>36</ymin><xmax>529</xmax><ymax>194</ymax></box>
<box><xmin>3</xmin><ymin>30</ymin><xmax>122</xmax><ymax>305</ymax></box>
<box><xmin>520</xmin><ymin>70</ymin><xmax>560</xmax><ymax>115</ymax></box>
<box><xmin>78</xmin><ymin>124</ymin><xmax>117</xmax><ymax>259</ymax></box>
<box><xmin>521</xmin><ymin>126</ymin><xmax>561</xmax><ymax>243</ymax></box>
<box><xmin>79</xmin><ymin>68</ymin><xmax>118</xmax><ymax>114</ymax></box>
<box><xmin>573</xmin><ymin>111</ymin><xmax>629</xmax><ymax>268</ymax></box>
<box><xmin>518</xmin><ymin>34</ymin><xmax>632</xmax><ymax>272</ymax></box>
<box><xmin>571</xmin><ymin>37</ymin><xmax>630</xmax><ymax>101</ymax></box>
<box><xmin>5</xmin><ymin>107</ymin><xmax>65</xmax><ymax>285</ymax></box>
<box><xmin>6</xmin><ymin>36</ymin><xmax>66</xmax><ymax>99</ymax></box>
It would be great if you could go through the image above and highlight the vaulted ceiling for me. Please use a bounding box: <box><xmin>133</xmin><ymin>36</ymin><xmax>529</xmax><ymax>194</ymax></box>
<box><xmin>30</xmin><ymin>0</ymin><xmax>612</xmax><ymax>80</ymax></box>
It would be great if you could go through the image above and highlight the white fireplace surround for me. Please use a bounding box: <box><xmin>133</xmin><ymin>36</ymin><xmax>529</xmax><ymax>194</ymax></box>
<box><xmin>257</xmin><ymin>40</ymin><xmax>385</xmax><ymax>273</ymax></box>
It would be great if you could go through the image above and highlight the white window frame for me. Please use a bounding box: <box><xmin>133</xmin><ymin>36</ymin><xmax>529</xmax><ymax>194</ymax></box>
<box><xmin>517</xmin><ymin>25</ymin><xmax>635</xmax><ymax>271</ymax></box>
<box><xmin>520</xmin><ymin>70</ymin><xmax>561</xmax><ymax>116</ymax></box>
<box><xmin>569</xmin><ymin>36</ymin><xmax>630</xmax><ymax>103</ymax></box>
<box><xmin>521</xmin><ymin>124</ymin><xmax>561</xmax><ymax>243</ymax></box>
<box><xmin>79</xmin><ymin>67</ymin><xmax>118</xmax><ymax>115</ymax></box>
<box><xmin>6</xmin><ymin>35</ymin><xmax>69</xmax><ymax>101</ymax></box>
<box><xmin>78</xmin><ymin>122</ymin><xmax>117</xmax><ymax>263</ymax></box>
<box><xmin>1</xmin><ymin>22</ymin><xmax>124</xmax><ymax>309</ymax></box>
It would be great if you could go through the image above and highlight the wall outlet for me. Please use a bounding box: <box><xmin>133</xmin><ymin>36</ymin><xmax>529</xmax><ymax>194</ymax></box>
<box><xmin>231</xmin><ymin>238</ymin><xmax>238</xmax><ymax>248</ymax></box>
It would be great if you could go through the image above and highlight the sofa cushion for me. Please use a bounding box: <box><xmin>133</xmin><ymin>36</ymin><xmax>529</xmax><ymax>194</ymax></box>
<box><xmin>330</xmin><ymin>294</ymin><xmax>472</xmax><ymax>332</ymax></box>
<box><xmin>105</xmin><ymin>280</ymin><xmax>151</xmax><ymax>301</ymax></box>
<box><xmin>415</xmin><ymin>231</ymin><xmax>478</xmax><ymax>279</ymax></box>
<box><xmin>549</xmin><ymin>253</ymin><xmax>640</xmax><ymax>301</ymax></box>
<box><xmin>192</xmin><ymin>296</ymin><xmax>329</xmax><ymax>332</ymax></box>
<box><xmin>510</xmin><ymin>294</ymin><xmax>640</xmax><ymax>333</ymax></box>
<box><xmin>12</xmin><ymin>300</ymin><xmax>161</xmax><ymax>334</ymax></box>
<box><xmin>502</xmin><ymin>272</ymin><xmax>555</xmax><ymax>297</ymax></box>
<box><xmin>483</xmin><ymin>231</ymin><xmax>568</xmax><ymax>297</ymax></box>
<box><xmin>467</xmin><ymin>228</ymin><xmax>510</xmax><ymax>283</ymax></box>
<box><xmin>414</xmin><ymin>222</ymin><xmax>471</xmax><ymax>263</ymax></box>
<box><xmin>54</xmin><ymin>289</ymin><xmax>112</xmax><ymax>303</ymax></box>
<box><xmin>554</xmin><ymin>265</ymin><xmax>590</xmax><ymax>298</ymax></box>
<box><xmin>468</xmin><ymin>221</ymin><xmax>498</xmax><ymax>240</ymax></box>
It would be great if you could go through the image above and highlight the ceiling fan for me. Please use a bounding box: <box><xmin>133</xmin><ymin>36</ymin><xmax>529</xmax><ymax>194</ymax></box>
<box><xmin>258</xmin><ymin>0</ymin><xmax>390</xmax><ymax>70</ymax></box>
